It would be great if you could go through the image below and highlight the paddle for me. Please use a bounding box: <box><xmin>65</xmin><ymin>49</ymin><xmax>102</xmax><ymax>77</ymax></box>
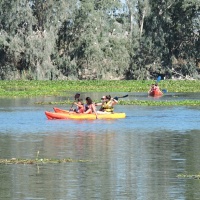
<box><xmin>113</xmin><ymin>94</ymin><xmax>128</xmax><ymax>101</ymax></box>
<box><xmin>155</xmin><ymin>76</ymin><xmax>167</xmax><ymax>94</ymax></box>
<box><xmin>70</xmin><ymin>93</ymin><xmax>80</xmax><ymax>110</ymax></box>
<box><xmin>156</xmin><ymin>76</ymin><xmax>161</xmax><ymax>83</ymax></box>
<box><xmin>162</xmin><ymin>89</ymin><xmax>167</xmax><ymax>93</ymax></box>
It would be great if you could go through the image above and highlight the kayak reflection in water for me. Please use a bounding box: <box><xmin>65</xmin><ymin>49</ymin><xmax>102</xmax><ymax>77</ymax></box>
<box><xmin>95</xmin><ymin>95</ymin><xmax>118</xmax><ymax>114</ymax></box>
<box><xmin>84</xmin><ymin>97</ymin><xmax>98</xmax><ymax>119</ymax></box>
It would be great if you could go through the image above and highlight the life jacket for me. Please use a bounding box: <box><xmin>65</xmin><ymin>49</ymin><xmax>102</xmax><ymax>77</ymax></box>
<box><xmin>154</xmin><ymin>86</ymin><xmax>163</xmax><ymax>94</ymax></box>
<box><xmin>76</xmin><ymin>105</ymin><xmax>84</xmax><ymax>113</ymax></box>
<box><xmin>102</xmin><ymin>100</ymin><xmax>114</xmax><ymax>112</ymax></box>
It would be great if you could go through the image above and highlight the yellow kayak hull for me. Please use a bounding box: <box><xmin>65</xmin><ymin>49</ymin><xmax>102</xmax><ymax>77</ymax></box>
<box><xmin>45</xmin><ymin>108</ymin><xmax>126</xmax><ymax>120</ymax></box>
<box><xmin>69</xmin><ymin>113</ymin><xmax>126</xmax><ymax>119</ymax></box>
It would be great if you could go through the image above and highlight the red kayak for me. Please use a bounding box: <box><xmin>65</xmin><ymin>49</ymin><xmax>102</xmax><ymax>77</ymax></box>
<box><xmin>53</xmin><ymin>107</ymin><xmax>69</xmax><ymax>113</ymax></box>
<box><xmin>148</xmin><ymin>90</ymin><xmax>163</xmax><ymax>97</ymax></box>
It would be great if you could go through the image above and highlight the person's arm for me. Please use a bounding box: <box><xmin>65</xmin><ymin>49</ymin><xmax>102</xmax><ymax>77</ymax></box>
<box><xmin>95</xmin><ymin>102</ymin><xmax>102</xmax><ymax>106</ymax></box>
<box><xmin>77</xmin><ymin>104</ymin><xmax>84</xmax><ymax>109</ymax></box>
<box><xmin>92</xmin><ymin>104</ymin><xmax>98</xmax><ymax>119</ymax></box>
<box><xmin>111</xmin><ymin>98</ymin><xmax>118</xmax><ymax>106</ymax></box>
<box><xmin>148</xmin><ymin>87</ymin><xmax>152</xmax><ymax>93</ymax></box>
<box><xmin>84</xmin><ymin>108</ymin><xmax>91</xmax><ymax>114</ymax></box>
<box><xmin>74</xmin><ymin>102</ymin><xmax>78</xmax><ymax>106</ymax></box>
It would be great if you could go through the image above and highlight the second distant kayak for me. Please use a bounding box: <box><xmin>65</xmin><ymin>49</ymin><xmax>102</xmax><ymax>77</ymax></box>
<box><xmin>148</xmin><ymin>90</ymin><xmax>163</xmax><ymax>97</ymax></box>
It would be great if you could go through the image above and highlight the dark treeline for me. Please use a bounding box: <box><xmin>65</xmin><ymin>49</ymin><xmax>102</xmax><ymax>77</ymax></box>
<box><xmin>0</xmin><ymin>0</ymin><xmax>199</xmax><ymax>80</ymax></box>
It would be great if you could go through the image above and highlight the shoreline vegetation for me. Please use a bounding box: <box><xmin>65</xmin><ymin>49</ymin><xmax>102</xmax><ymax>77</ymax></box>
<box><xmin>0</xmin><ymin>1</ymin><xmax>198</xmax><ymax>81</ymax></box>
<box><xmin>1</xmin><ymin>80</ymin><xmax>200</xmax><ymax>106</ymax></box>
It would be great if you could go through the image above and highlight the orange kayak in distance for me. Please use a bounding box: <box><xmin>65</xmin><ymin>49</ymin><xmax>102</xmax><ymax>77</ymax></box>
<box><xmin>148</xmin><ymin>90</ymin><xmax>163</xmax><ymax>97</ymax></box>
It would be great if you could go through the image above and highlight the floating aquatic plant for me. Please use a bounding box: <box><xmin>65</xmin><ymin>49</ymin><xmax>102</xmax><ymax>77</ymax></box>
<box><xmin>0</xmin><ymin>151</ymin><xmax>90</xmax><ymax>165</ymax></box>
<box><xmin>1</xmin><ymin>80</ymin><xmax>200</xmax><ymax>97</ymax></box>
<box><xmin>177</xmin><ymin>173</ymin><xmax>200</xmax><ymax>179</ymax></box>
<box><xmin>0</xmin><ymin>158</ymin><xmax>90</xmax><ymax>165</ymax></box>
<box><xmin>35</xmin><ymin>99</ymin><xmax>200</xmax><ymax>106</ymax></box>
<box><xmin>118</xmin><ymin>100</ymin><xmax>200</xmax><ymax>106</ymax></box>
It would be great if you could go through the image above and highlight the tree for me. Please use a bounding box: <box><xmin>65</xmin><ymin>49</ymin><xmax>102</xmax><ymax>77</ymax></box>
<box><xmin>0</xmin><ymin>0</ymin><xmax>70</xmax><ymax>80</ymax></box>
<box><xmin>56</xmin><ymin>0</ymin><xmax>130</xmax><ymax>80</ymax></box>
<box><xmin>143</xmin><ymin>0</ymin><xmax>200</xmax><ymax>78</ymax></box>
<box><xmin>0</xmin><ymin>0</ymin><xmax>199</xmax><ymax>80</ymax></box>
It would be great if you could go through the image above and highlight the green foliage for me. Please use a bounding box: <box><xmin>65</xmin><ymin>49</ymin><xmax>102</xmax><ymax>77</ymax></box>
<box><xmin>0</xmin><ymin>0</ymin><xmax>199</xmax><ymax>80</ymax></box>
<box><xmin>1</xmin><ymin>80</ymin><xmax>200</xmax><ymax>97</ymax></box>
<box><xmin>140</xmin><ymin>0</ymin><xmax>200</xmax><ymax>78</ymax></box>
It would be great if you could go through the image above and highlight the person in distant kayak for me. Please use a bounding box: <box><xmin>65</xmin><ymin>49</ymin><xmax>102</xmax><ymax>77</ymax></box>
<box><xmin>148</xmin><ymin>84</ymin><xmax>155</xmax><ymax>94</ymax></box>
<box><xmin>84</xmin><ymin>97</ymin><xmax>98</xmax><ymax>119</ymax></box>
<box><xmin>96</xmin><ymin>95</ymin><xmax>118</xmax><ymax>113</ymax></box>
<box><xmin>154</xmin><ymin>83</ymin><xmax>163</xmax><ymax>94</ymax></box>
<box><xmin>154</xmin><ymin>83</ymin><xmax>160</xmax><ymax>90</ymax></box>
<box><xmin>148</xmin><ymin>83</ymin><xmax>163</xmax><ymax>96</ymax></box>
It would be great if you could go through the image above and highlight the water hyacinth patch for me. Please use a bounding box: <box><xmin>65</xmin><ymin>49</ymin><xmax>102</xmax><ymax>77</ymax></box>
<box><xmin>177</xmin><ymin>173</ymin><xmax>200</xmax><ymax>179</ymax></box>
<box><xmin>118</xmin><ymin>100</ymin><xmax>200</xmax><ymax>106</ymax></box>
<box><xmin>1</xmin><ymin>80</ymin><xmax>200</xmax><ymax>97</ymax></box>
<box><xmin>35</xmin><ymin>99</ymin><xmax>200</xmax><ymax>106</ymax></box>
<box><xmin>0</xmin><ymin>151</ymin><xmax>90</xmax><ymax>165</ymax></box>
<box><xmin>0</xmin><ymin>158</ymin><xmax>90</xmax><ymax>165</ymax></box>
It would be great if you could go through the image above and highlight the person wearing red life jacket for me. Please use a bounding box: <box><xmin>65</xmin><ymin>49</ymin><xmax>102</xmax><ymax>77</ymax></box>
<box><xmin>74</xmin><ymin>99</ymin><xmax>84</xmax><ymax>113</ymax></box>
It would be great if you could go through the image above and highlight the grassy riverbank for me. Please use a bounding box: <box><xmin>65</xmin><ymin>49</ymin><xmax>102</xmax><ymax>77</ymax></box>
<box><xmin>1</xmin><ymin>80</ymin><xmax>200</xmax><ymax>106</ymax></box>
<box><xmin>0</xmin><ymin>80</ymin><xmax>200</xmax><ymax>97</ymax></box>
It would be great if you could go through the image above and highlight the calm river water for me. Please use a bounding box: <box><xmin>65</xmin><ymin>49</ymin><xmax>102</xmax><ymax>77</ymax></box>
<box><xmin>0</xmin><ymin>92</ymin><xmax>200</xmax><ymax>200</ymax></box>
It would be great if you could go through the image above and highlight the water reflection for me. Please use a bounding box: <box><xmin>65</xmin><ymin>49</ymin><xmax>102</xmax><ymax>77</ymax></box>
<box><xmin>1</xmin><ymin>129</ymin><xmax>200</xmax><ymax>199</ymax></box>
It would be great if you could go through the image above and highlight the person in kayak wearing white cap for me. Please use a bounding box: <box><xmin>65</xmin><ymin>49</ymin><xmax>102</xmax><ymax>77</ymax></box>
<box><xmin>95</xmin><ymin>95</ymin><xmax>118</xmax><ymax>114</ymax></box>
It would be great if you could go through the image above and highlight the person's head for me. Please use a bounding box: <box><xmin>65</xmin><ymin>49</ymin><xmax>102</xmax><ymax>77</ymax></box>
<box><xmin>155</xmin><ymin>83</ymin><xmax>158</xmax><ymax>86</ymax></box>
<box><xmin>78</xmin><ymin>99</ymin><xmax>83</xmax><ymax>105</ymax></box>
<box><xmin>101</xmin><ymin>95</ymin><xmax>106</xmax><ymax>102</ymax></box>
<box><xmin>105</xmin><ymin>95</ymin><xmax>111</xmax><ymax>101</ymax></box>
<box><xmin>86</xmin><ymin>97</ymin><xmax>92</xmax><ymax>105</ymax></box>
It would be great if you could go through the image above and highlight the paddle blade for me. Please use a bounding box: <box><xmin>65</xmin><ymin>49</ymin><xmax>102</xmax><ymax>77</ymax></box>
<box><xmin>162</xmin><ymin>89</ymin><xmax>167</xmax><ymax>93</ymax></box>
<box><xmin>75</xmin><ymin>93</ymin><xmax>80</xmax><ymax>100</ymax></box>
<box><xmin>156</xmin><ymin>76</ymin><xmax>161</xmax><ymax>82</ymax></box>
<box><xmin>70</xmin><ymin>93</ymin><xmax>80</xmax><ymax>109</ymax></box>
<box><xmin>117</xmin><ymin>94</ymin><xmax>129</xmax><ymax>99</ymax></box>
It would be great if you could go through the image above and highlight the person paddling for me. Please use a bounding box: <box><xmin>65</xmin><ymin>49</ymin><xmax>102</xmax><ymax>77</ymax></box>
<box><xmin>84</xmin><ymin>97</ymin><xmax>98</xmax><ymax>119</ymax></box>
<box><xmin>96</xmin><ymin>95</ymin><xmax>118</xmax><ymax>114</ymax></box>
<box><xmin>148</xmin><ymin>83</ymin><xmax>163</xmax><ymax>96</ymax></box>
<box><xmin>148</xmin><ymin>84</ymin><xmax>155</xmax><ymax>94</ymax></box>
<box><xmin>74</xmin><ymin>99</ymin><xmax>85</xmax><ymax>113</ymax></box>
<box><xmin>69</xmin><ymin>99</ymin><xmax>84</xmax><ymax>113</ymax></box>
